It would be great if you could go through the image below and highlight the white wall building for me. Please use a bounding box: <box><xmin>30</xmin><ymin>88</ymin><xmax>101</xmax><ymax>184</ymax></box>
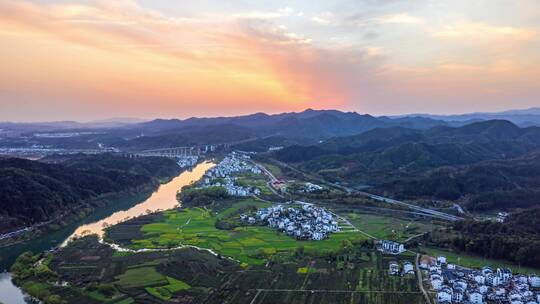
<box><xmin>468</xmin><ymin>291</ymin><xmax>484</xmax><ymax>304</ymax></box>
<box><xmin>437</xmin><ymin>256</ymin><xmax>447</xmax><ymax>265</ymax></box>
<box><xmin>474</xmin><ymin>275</ymin><xmax>486</xmax><ymax>285</ymax></box>
<box><xmin>437</xmin><ymin>290</ymin><xmax>452</xmax><ymax>303</ymax></box>
<box><xmin>431</xmin><ymin>278</ymin><xmax>442</xmax><ymax>290</ymax></box>
<box><xmin>529</xmin><ymin>275</ymin><xmax>540</xmax><ymax>288</ymax></box>
<box><xmin>403</xmin><ymin>262</ymin><xmax>414</xmax><ymax>275</ymax></box>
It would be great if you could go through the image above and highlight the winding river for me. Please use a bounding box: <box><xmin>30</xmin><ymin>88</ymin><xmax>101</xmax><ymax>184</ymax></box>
<box><xmin>0</xmin><ymin>161</ymin><xmax>214</xmax><ymax>304</ymax></box>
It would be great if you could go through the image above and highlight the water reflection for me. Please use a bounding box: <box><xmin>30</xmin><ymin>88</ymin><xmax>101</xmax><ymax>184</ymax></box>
<box><xmin>0</xmin><ymin>161</ymin><xmax>214</xmax><ymax>304</ymax></box>
<box><xmin>65</xmin><ymin>161</ymin><xmax>214</xmax><ymax>243</ymax></box>
<box><xmin>0</xmin><ymin>272</ymin><xmax>29</xmax><ymax>304</ymax></box>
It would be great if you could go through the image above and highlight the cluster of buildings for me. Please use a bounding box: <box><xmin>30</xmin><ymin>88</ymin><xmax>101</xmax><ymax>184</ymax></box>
<box><xmin>200</xmin><ymin>153</ymin><xmax>262</xmax><ymax>197</ymax></box>
<box><xmin>241</xmin><ymin>204</ymin><xmax>339</xmax><ymax>241</ymax></box>
<box><xmin>33</xmin><ymin>131</ymin><xmax>101</xmax><ymax>138</ymax></box>
<box><xmin>299</xmin><ymin>182</ymin><xmax>324</xmax><ymax>193</ymax></box>
<box><xmin>424</xmin><ymin>256</ymin><xmax>540</xmax><ymax>304</ymax></box>
<box><xmin>0</xmin><ymin>146</ymin><xmax>119</xmax><ymax>157</ymax></box>
<box><xmin>389</xmin><ymin>260</ymin><xmax>415</xmax><ymax>276</ymax></box>
<box><xmin>271</xmin><ymin>180</ymin><xmax>287</xmax><ymax>193</ymax></box>
<box><xmin>377</xmin><ymin>240</ymin><xmax>406</xmax><ymax>255</ymax></box>
<box><xmin>496</xmin><ymin>212</ymin><xmax>510</xmax><ymax>223</ymax></box>
<box><xmin>176</xmin><ymin>156</ymin><xmax>198</xmax><ymax>168</ymax></box>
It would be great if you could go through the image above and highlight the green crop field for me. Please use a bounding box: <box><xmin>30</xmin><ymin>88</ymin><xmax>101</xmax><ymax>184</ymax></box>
<box><xmin>17</xmin><ymin>232</ymin><xmax>424</xmax><ymax>304</ymax></box>
<box><xmin>235</xmin><ymin>172</ymin><xmax>275</xmax><ymax>196</ymax></box>
<box><xmin>345</xmin><ymin>213</ymin><xmax>433</xmax><ymax>242</ymax></box>
<box><xmin>114</xmin><ymin>298</ymin><xmax>134</xmax><ymax>304</ymax></box>
<box><xmin>128</xmin><ymin>199</ymin><xmax>368</xmax><ymax>264</ymax></box>
<box><xmin>258</xmin><ymin>162</ymin><xmax>283</xmax><ymax>178</ymax></box>
<box><xmin>145</xmin><ymin>277</ymin><xmax>191</xmax><ymax>301</ymax></box>
<box><xmin>114</xmin><ymin>267</ymin><xmax>167</xmax><ymax>289</ymax></box>
<box><xmin>420</xmin><ymin>246</ymin><xmax>540</xmax><ymax>275</ymax></box>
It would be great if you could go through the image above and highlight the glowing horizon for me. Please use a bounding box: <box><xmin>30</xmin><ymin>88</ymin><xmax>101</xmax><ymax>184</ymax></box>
<box><xmin>1</xmin><ymin>0</ymin><xmax>539</xmax><ymax>121</ymax></box>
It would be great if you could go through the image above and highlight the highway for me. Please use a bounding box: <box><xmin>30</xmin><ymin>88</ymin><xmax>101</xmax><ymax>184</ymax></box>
<box><xmin>263</xmin><ymin>160</ymin><xmax>462</xmax><ymax>221</ymax></box>
<box><xmin>355</xmin><ymin>191</ymin><xmax>463</xmax><ymax>221</ymax></box>
<box><xmin>266</xmin><ymin>160</ymin><xmax>462</xmax><ymax>222</ymax></box>
<box><xmin>0</xmin><ymin>227</ymin><xmax>32</xmax><ymax>241</ymax></box>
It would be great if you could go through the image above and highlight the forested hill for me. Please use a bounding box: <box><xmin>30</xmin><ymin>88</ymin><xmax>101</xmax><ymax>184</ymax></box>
<box><xmin>429</xmin><ymin>208</ymin><xmax>540</xmax><ymax>268</ymax></box>
<box><xmin>376</xmin><ymin>152</ymin><xmax>540</xmax><ymax>211</ymax></box>
<box><xmin>0</xmin><ymin>154</ymin><xmax>181</xmax><ymax>234</ymax></box>
<box><xmin>275</xmin><ymin>120</ymin><xmax>540</xmax><ymax>183</ymax></box>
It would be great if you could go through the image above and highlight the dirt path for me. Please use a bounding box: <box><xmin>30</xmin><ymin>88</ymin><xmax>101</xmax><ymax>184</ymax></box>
<box><xmin>416</xmin><ymin>253</ymin><xmax>432</xmax><ymax>304</ymax></box>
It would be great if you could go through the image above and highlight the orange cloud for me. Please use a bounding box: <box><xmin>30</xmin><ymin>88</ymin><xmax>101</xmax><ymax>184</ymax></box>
<box><xmin>0</xmin><ymin>1</ymin><xmax>321</xmax><ymax>118</ymax></box>
<box><xmin>0</xmin><ymin>0</ymin><xmax>381</xmax><ymax>120</ymax></box>
<box><xmin>0</xmin><ymin>1</ymin><xmax>539</xmax><ymax>120</ymax></box>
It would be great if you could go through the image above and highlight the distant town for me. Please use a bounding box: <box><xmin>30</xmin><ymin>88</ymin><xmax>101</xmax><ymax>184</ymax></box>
<box><xmin>198</xmin><ymin>152</ymin><xmax>262</xmax><ymax>196</ymax></box>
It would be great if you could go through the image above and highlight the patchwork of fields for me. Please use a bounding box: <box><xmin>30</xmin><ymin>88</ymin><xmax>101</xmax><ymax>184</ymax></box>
<box><xmin>116</xmin><ymin>199</ymin><xmax>368</xmax><ymax>265</ymax></box>
<box><xmin>38</xmin><ymin>236</ymin><xmax>424</xmax><ymax>303</ymax></box>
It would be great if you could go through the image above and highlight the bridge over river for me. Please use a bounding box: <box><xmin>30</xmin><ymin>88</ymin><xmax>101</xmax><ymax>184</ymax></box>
<box><xmin>128</xmin><ymin>135</ymin><xmax>274</xmax><ymax>158</ymax></box>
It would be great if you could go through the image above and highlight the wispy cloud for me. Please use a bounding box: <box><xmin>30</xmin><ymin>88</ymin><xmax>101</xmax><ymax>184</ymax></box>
<box><xmin>373</xmin><ymin>13</ymin><xmax>423</xmax><ymax>25</ymax></box>
<box><xmin>0</xmin><ymin>0</ymin><xmax>386</xmax><ymax>118</ymax></box>
<box><xmin>232</xmin><ymin>7</ymin><xmax>294</xmax><ymax>20</ymax></box>
<box><xmin>433</xmin><ymin>22</ymin><xmax>536</xmax><ymax>40</ymax></box>
<box><xmin>347</xmin><ymin>12</ymin><xmax>423</xmax><ymax>27</ymax></box>
<box><xmin>311</xmin><ymin>12</ymin><xmax>335</xmax><ymax>26</ymax></box>
<box><xmin>0</xmin><ymin>0</ymin><xmax>539</xmax><ymax>120</ymax></box>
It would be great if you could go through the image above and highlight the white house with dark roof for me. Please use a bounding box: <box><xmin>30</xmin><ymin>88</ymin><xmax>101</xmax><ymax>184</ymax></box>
<box><xmin>376</xmin><ymin>240</ymin><xmax>405</xmax><ymax>254</ymax></box>
<box><xmin>498</xmin><ymin>268</ymin><xmax>513</xmax><ymax>282</ymax></box>
<box><xmin>468</xmin><ymin>290</ymin><xmax>484</xmax><ymax>304</ymax></box>
<box><xmin>529</xmin><ymin>275</ymin><xmax>540</xmax><ymax>288</ymax></box>
<box><xmin>389</xmin><ymin>261</ymin><xmax>399</xmax><ymax>276</ymax></box>
<box><xmin>478</xmin><ymin>285</ymin><xmax>488</xmax><ymax>294</ymax></box>
<box><xmin>474</xmin><ymin>274</ymin><xmax>486</xmax><ymax>285</ymax></box>
<box><xmin>487</xmin><ymin>274</ymin><xmax>502</xmax><ymax>286</ymax></box>
<box><xmin>437</xmin><ymin>288</ymin><xmax>452</xmax><ymax>303</ymax></box>
<box><xmin>437</xmin><ymin>256</ymin><xmax>447</xmax><ymax>265</ymax></box>
<box><xmin>403</xmin><ymin>261</ymin><xmax>414</xmax><ymax>275</ymax></box>
<box><xmin>431</xmin><ymin>278</ymin><xmax>443</xmax><ymax>290</ymax></box>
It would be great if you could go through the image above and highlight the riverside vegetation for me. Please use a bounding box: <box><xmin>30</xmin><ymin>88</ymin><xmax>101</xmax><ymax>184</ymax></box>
<box><xmin>12</xmin><ymin>181</ymin><xmax>424</xmax><ymax>303</ymax></box>
<box><xmin>0</xmin><ymin>154</ymin><xmax>182</xmax><ymax>241</ymax></box>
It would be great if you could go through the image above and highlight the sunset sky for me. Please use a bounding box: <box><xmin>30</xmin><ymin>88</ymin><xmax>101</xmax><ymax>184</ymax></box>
<box><xmin>1</xmin><ymin>0</ymin><xmax>539</xmax><ymax>121</ymax></box>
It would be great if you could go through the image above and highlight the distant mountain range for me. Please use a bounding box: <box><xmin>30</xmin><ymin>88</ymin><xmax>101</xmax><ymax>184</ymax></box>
<box><xmin>397</xmin><ymin>107</ymin><xmax>540</xmax><ymax>127</ymax></box>
<box><xmin>117</xmin><ymin>106</ymin><xmax>540</xmax><ymax>139</ymax></box>
<box><xmin>0</xmin><ymin>118</ymin><xmax>147</xmax><ymax>135</ymax></box>
<box><xmin>3</xmin><ymin>107</ymin><xmax>539</xmax><ymax>133</ymax></box>
<box><xmin>120</xmin><ymin>109</ymin><xmax>470</xmax><ymax>147</ymax></box>
<box><xmin>2</xmin><ymin>107</ymin><xmax>540</xmax><ymax>150</ymax></box>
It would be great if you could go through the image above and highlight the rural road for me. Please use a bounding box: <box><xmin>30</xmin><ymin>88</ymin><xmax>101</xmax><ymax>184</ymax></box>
<box><xmin>416</xmin><ymin>253</ymin><xmax>433</xmax><ymax>304</ymax></box>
